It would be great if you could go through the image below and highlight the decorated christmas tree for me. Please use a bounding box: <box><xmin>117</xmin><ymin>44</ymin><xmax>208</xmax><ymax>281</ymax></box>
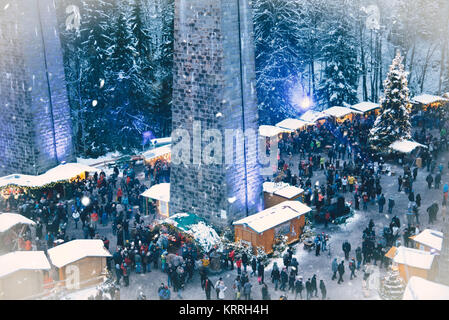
<box><xmin>369</xmin><ymin>51</ymin><xmax>411</xmax><ymax>152</ymax></box>
<box><xmin>379</xmin><ymin>268</ymin><xmax>405</xmax><ymax>300</ymax></box>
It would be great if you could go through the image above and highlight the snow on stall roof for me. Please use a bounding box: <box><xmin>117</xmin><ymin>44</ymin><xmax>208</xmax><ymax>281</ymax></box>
<box><xmin>299</xmin><ymin>110</ymin><xmax>329</xmax><ymax>123</ymax></box>
<box><xmin>150</xmin><ymin>137</ymin><xmax>171</xmax><ymax>146</ymax></box>
<box><xmin>233</xmin><ymin>201</ymin><xmax>312</xmax><ymax>234</ymax></box>
<box><xmin>412</xmin><ymin>94</ymin><xmax>448</xmax><ymax>105</ymax></box>
<box><xmin>393</xmin><ymin>246</ymin><xmax>435</xmax><ymax>270</ymax></box>
<box><xmin>47</xmin><ymin>239</ymin><xmax>112</xmax><ymax>268</ymax></box>
<box><xmin>140</xmin><ymin>183</ymin><xmax>170</xmax><ymax>202</ymax></box>
<box><xmin>412</xmin><ymin>229</ymin><xmax>443</xmax><ymax>252</ymax></box>
<box><xmin>163</xmin><ymin>213</ymin><xmax>220</xmax><ymax>252</ymax></box>
<box><xmin>142</xmin><ymin>144</ymin><xmax>171</xmax><ymax>160</ymax></box>
<box><xmin>0</xmin><ymin>213</ymin><xmax>35</xmax><ymax>233</ymax></box>
<box><xmin>258</xmin><ymin>125</ymin><xmax>291</xmax><ymax>137</ymax></box>
<box><xmin>351</xmin><ymin>101</ymin><xmax>380</xmax><ymax>113</ymax></box>
<box><xmin>0</xmin><ymin>163</ymin><xmax>100</xmax><ymax>189</ymax></box>
<box><xmin>262</xmin><ymin>181</ymin><xmax>303</xmax><ymax>199</ymax></box>
<box><xmin>389</xmin><ymin>140</ymin><xmax>427</xmax><ymax>154</ymax></box>
<box><xmin>403</xmin><ymin>276</ymin><xmax>449</xmax><ymax>300</ymax></box>
<box><xmin>275</xmin><ymin>118</ymin><xmax>311</xmax><ymax>131</ymax></box>
<box><xmin>0</xmin><ymin>251</ymin><xmax>50</xmax><ymax>278</ymax></box>
<box><xmin>323</xmin><ymin>106</ymin><xmax>362</xmax><ymax>118</ymax></box>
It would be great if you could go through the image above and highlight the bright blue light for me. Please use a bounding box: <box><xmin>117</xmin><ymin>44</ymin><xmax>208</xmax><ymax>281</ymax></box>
<box><xmin>290</xmin><ymin>82</ymin><xmax>313</xmax><ymax>112</ymax></box>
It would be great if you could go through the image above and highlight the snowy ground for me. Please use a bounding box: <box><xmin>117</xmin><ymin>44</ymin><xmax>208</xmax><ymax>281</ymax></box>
<box><xmin>63</xmin><ymin>133</ymin><xmax>449</xmax><ymax>300</ymax></box>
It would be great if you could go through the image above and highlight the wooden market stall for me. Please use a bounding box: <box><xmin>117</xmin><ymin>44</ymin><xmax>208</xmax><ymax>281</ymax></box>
<box><xmin>299</xmin><ymin>110</ymin><xmax>329</xmax><ymax>126</ymax></box>
<box><xmin>0</xmin><ymin>213</ymin><xmax>35</xmax><ymax>253</ymax></box>
<box><xmin>47</xmin><ymin>239</ymin><xmax>111</xmax><ymax>290</ymax></box>
<box><xmin>275</xmin><ymin>118</ymin><xmax>312</xmax><ymax>132</ymax></box>
<box><xmin>259</xmin><ymin>125</ymin><xmax>291</xmax><ymax>139</ymax></box>
<box><xmin>323</xmin><ymin>106</ymin><xmax>362</xmax><ymax>123</ymax></box>
<box><xmin>403</xmin><ymin>276</ymin><xmax>449</xmax><ymax>300</ymax></box>
<box><xmin>262</xmin><ymin>181</ymin><xmax>304</xmax><ymax>209</ymax></box>
<box><xmin>411</xmin><ymin>94</ymin><xmax>449</xmax><ymax>111</ymax></box>
<box><xmin>141</xmin><ymin>183</ymin><xmax>170</xmax><ymax>218</ymax></box>
<box><xmin>142</xmin><ymin>144</ymin><xmax>171</xmax><ymax>166</ymax></box>
<box><xmin>386</xmin><ymin>246</ymin><xmax>437</xmax><ymax>283</ymax></box>
<box><xmin>233</xmin><ymin>201</ymin><xmax>312</xmax><ymax>254</ymax></box>
<box><xmin>350</xmin><ymin>101</ymin><xmax>381</xmax><ymax>116</ymax></box>
<box><xmin>0</xmin><ymin>251</ymin><xmax>51</xmax><ymax>300</ymax></box>
<box><xmin>388</xmin><ymin>139</ymin><xmax>428</xmax><ymax>165</ymax></box>
<box><xmin>410</xmin><ymin>229</ymin><xmax>443</xmax><ymax>253</ymax></box>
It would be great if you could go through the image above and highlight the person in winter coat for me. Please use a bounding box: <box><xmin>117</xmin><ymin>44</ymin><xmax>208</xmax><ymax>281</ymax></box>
<box><xmin>204</xmin><ymin>277</ymin><xmax>214</xmax><ymax>300</ymax></box>
<box><xmin>271</xmin><ymin>262</ymin><xmax>281</xmax><ymax>290</ymax></box>
<box><xmin>388</xmin><ymin>197</ymin><xmax>395</xmax><ymax>214</ymax></box>
<box><xmin>415</xmin><ymin>194</ymin><xmax>422</xmax><ymax>208</ymax></box>
<box><xmin>121</xmin><ymin>263</ymin><xmax>129</xmax><ymax>287</ymax></box>
<box><xmin>342</xmin><ymin>240</ymin><xmax>351</xmax><ymax>260</ymax></box>
<box><xmin>426</xmin><ymin>174</ymin><xmax>434</xmax><ymax>189</ymax></box>
<box><xmin>251</xmin><ymin>257</ymin><xmax>257</xmax><ymax>276</ymax></box>
<box><xmin>311</xmin><ymin>274</ymin><xmax>318</xmax><ymax>297</ymax></box>
<box><xmin>355</xmin><ymin>247</ymin><xmax>363</xmax><ymax>270</ymax></box>
<box><xmin>315</xmin><ymin>241</ymin><xmax>321</xmax><ymax>256</ymax></box>
<box><xmin>378</xmin><ymin>194</ymin><xmax>386</xmax><ymax>213</ymax></box>
<box><xmin>319</xmin><ymin>280</ymin><xmax>327</xmax><ymax>300</ymax></box>
<box><xmin>158</xmin><ymin>285</ymin><xmax>170</xmax><ymax>300</ymax></box>
<box><xmin>261</xmin><ymin>283</ymin><xmax>270</xmax><ymax>300</ymax></box>
<box><xmin>280</xmin><ymin>268</ymin><xmax>288</xmax><ymax>291</ymax></box>
<box><xmin>228</xmin><ymin>250</ymin><xmax>235</xmax><ymax>270</ymax></box>
<box><xmin>241</xmin><ymin>252</ymin><xmax>249</xmax><ymax>273</ymax></box>
<box><xmin>217</xmin><ymin>279</ymin><xmax>227</xmax><ymax>300</ymax></box>
<box><xmin>331</xmin><ymin>258</ymin><xmax>338</xmax><ymax>280</ymax></box>
<box><xmin>295</xmin><ymin>277</ymin><xmax>304</xmax><ymax>299</ymax></box>
<box><xmin>337</xmin><ymin>261</ymin><xmax>345</xmax><ymax>284</ymax></box>
<box><xmin>349</xmin><ymin>258</ymin><xmax>356</xmax><ymax>279</ymax></box>
<box><xmin>305</xmin><ymin>278</ymin><xmax>312</xmax><ymax>300</ymax></box>
<box><xmin>257</xmin><ymin>260</ymin><xmax>265</xmax><ymax>284</ymax></box>
<box><xmin>243</xmin><ymin>281</ymin><xmax>252</xmax><ymax>300</ymax></box>
<box><xmin>215</xmin><ymin>277</ymin><xmax>224</xmax><ymax>299</ymax></box>
<box><xmin>288</xmin><ymin>270</ymin><xmax>296</xmax><ymax>292</ymax></box>
<box><xmin>236</xmin><ymin>257</ymin><xmax>242</xmax><ymax>275</ymax></box>
<box><xmin>435</xmin><ymin>173</ymin><xmax>442</xmax><ymax>189</ymax></box>
<box><xmin>233</xmin><ymin>276</ymin><xmax>242</xmax><ymax>300</ymax></box>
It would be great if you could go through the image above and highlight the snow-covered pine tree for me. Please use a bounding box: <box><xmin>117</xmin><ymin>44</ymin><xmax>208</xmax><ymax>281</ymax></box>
<box><xmin>379</xmin><ymin>268</ymin><xmax>405</xmax><ymax>300</ymax></box>
<box><xmin>317</xmin><ymin>0</ymin><xmax>359</xmax><ymax>109</ymax></box>
<box><xmin>253</xmin><ymin>0</ymin><xmax>305</xmax><ymax>125</ymax></box>
<box><xmin>369</xmin><ymin>51</ymin><xmax>411</xmax><ymax>153</ymax></box>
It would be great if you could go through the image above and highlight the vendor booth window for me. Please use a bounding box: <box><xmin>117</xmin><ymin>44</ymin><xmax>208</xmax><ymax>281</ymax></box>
<box><xmin>160</xmin><ymin>201</ymin><xmax>169</xmax><ymax>217</ymax></box>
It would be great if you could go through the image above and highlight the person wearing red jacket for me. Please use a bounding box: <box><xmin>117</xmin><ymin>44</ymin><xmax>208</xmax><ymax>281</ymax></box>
<box><xmin>228</xmin><ymin>249</ymin><xmax>235</xmax><ymax>270</ymax></box>
<box><xmin>121</xmin><ymin>263</ymin><xmax>129</xmax><ymax>287</ymax></box>
<box><xmin>236</xmin><ymin>257</ymin><xmax>242</xmax><ymax>275</ymax></box>
<box><xmin>117</xmin><ymin>188</ymin><xmax>123</xmax><ymax>203</ymax></box>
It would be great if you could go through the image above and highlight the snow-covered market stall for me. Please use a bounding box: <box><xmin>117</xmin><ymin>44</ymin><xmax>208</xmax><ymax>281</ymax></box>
<box><xmin>142</xmin><ymin>144</ymin><xmax>171</xmax><ymax>166</ymax></box>
<box><xmin>140</xmin><ymin>183</ymin><xmax>170</xmax><ymax>218</ymax></box>
<box><xmin>233</xmin><ymin>201</ymin><xmax>311</xmax><ymax>254</ymax></box>
<box><xmin>258</xmin><ymin>125</ymin><xmax>291</xmax><ymax>139</ymax></box>
<box><xmin>0</xmin><ymin>212</ymin><xmax>36</xmax><ymax>253</ymax></box>
<box><xmin>409</xmin><ymin>229</ymin><xmax>443</xmax><ymax>254</ymax></box>
<box><xmin>411</xmin><ymin>94</ymin><xmax>449</xmax><ymax>111</ymax></box>
<box><xmin>0</xmin><ymin>162</ymin><xmax>100</xmax><ymax>208</ymax></box>
<box><xmin>323</xmin><ymin>106</ymin><xmax>362</xmax><ymax>123</ymax></box>
<box><xmin>403</xmin><ymin>276</ymin><xmax>449</xmax><ymax>300</ymax></box>
<box><xmin>299</xmin><ymin>110</ymin><xmax>329</xmax><ymax>126</ymax></box>
<box><xmin>275</xmin><ymin>118</ymin><xmax>312</xmax><ymax>132</ymax></box>
<box><xmin>263</xmin><ymin>181</ymin><xmax>304</xmax><ymax>209</ymax></box>
<box><xmin>386</xmin><ymin>246</ymin><xmax>437</xmax><ymax>283</ymax></box>
<box><xmin>47</xmin><ymin>239</ymin><xmax>111</xmax><ymax>290</ymax></box>
<box><xmin>0</xmin><ymin>251</ymin><xmax>51</xmax><ymax>300</ymax></box>
<box><xmin>351</xmin><ymin>101</ymin><xmax>381</xmax><ymax>116</ymax></box>
<box><xmin>388</xmin><ymin>139</ymin><xmax>428</xmax><ymax>165</ymax></box>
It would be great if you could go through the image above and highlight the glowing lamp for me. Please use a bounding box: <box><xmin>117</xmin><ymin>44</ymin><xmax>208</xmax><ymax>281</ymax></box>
<box><xmin>81</xmin><ymin>196</ymin><xmax>91</xmax><ymax>207</ymax></box>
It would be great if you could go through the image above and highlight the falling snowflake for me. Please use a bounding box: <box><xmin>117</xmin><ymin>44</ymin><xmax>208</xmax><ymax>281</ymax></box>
<box><xmin>4</xmin><ymin>3</ymin><xmax>9</xmax><ymax>10</ymax></box>
<box><xmin>92</xmin><ymin>100</ymin><xmax>98</xmax><ymax>107</ymax></box>
<box><xmin>99</xmin><ymin>79</ymin><xmax>105</xmax><ymax>89</ymax></box>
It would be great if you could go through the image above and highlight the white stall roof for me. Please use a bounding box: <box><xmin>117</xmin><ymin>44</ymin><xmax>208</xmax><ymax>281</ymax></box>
<box><xmin>0</xmin><ymin>213</ymin><xmax>35</xmax><ymax>233</ymax></box>
<box><xmin>300</xmin><ymin>110</ymin><xmax>329</xmax><ymax>123</ymax></box>
<box><xmin>276</xmin><ymin>118</ymin><xmax>311</xmax><ymax>131</ymax></box>
<box><xmin>323</xmin><ymin>106</ymin><xmax>361</xmax><ymax>118</ymax></box>
<box><xmin>233</xmin><ymin>201</ymin><xmax>311</xmax><ymax>234</ymax></box>
<box><xmin>351</xmin><ymin>101</ymin><xmax>380</xmax><ymax>113</ymax></box>
<box><xmin>0</xmin><ymin>251</ymin><xmax>50</xmax><ymax>278</ymax></box>
<box><xmin>393</xmin><ymin>246</ymin><xmax>435</xmax><ymax>270</ymax></box>
<box><xmin>141</xmin><ymin>183</ymin><xmax>170</xmax><ymax>202</ymax></box>
<box><xmin>263</xmin><ymin>181</ymin><xmax>303</xmax><ymax>199</ymax></box>
<box><xmin>259</xmin><ymin>125</ymin><xmax>291</xmax><ymax>137</ymax></box>
<box><xmin>403</xmin><ymin>276</ymin><xmax>449</xmax><ymax>300</ymax></box>
<box><xmin>0</xmin><ymin>163</ymin><xmax>100</xmax><ymax>189</ymax></box>
<box><xmin>412</xmin><ymin>94</ymin><xmax>448</xmax><ymax>105</ymax></box>
<box><xmin>150</xmin><ymin>137</ymin><xmax>171</xmax><ymax>146</ymax></box>
<box><xmin>47</xmin><ymin>239</ymin><xmax>112</xmax><ymax>268</ymax></box>
<box><xmin>389</xmin><ymin>140</ymin><xmax>427</xmax><ymax>154</ymax></box>
<box><xmin>412</xmin><ymin>229</ymin><xmax>443</xmax><ymax>252</ymax></box>
<box><xmin>142</xmin><ymin>144</ymin><xmax>171</xmax><ymax>160</ymax></box>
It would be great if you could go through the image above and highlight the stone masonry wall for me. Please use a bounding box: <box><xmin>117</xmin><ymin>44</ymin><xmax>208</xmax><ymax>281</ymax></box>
<box><xmin>170</xmin><ymin>0</ymin><xmax>263</xmax><ymax>227</ymax></box>
<box><xmin>0</xmin><ymin>0</ymin><xmax>74</xmax><ymax>176</ymax></box>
